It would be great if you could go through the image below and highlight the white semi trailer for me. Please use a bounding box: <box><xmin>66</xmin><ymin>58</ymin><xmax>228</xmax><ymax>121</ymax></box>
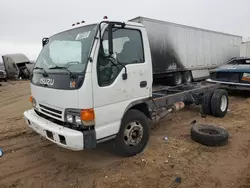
<box><xmin>130</xmin><ymin>17</ymin><xmax>242</xmax><ymax>85</ymax></box>
<box><xmin>240</xmin><ymin>41</ymin><xmax>250</xmax><ymax>57</ymax></box>
<box><xmin>24</xmin><ymin>17</ymin><xmax>230</xmax><ymax>157</ymax></box>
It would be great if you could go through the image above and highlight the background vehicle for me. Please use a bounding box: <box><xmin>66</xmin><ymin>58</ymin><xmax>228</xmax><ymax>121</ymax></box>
<box><xmin>2</xmin><ymin>53</ymin><xmax>34</xmax><ymax>79</ymax></box>
<box><xmin>130</xmin><ymin>17</ymin><xmax>242</xmax><ymax>85</ymax></box>
<box><xmin>240</xmin><ymin>41</ymin><xmax>250</xmax><ymax>57</ymax></box>
<box><xmin>24</xmin><ymin>18</ymin><xmax>229</xmax><ymax>157</ymax></box>
<box><xmin>0</xmin><ymin>69</ymin><xmax>7</xmax><ymax>82</ymax></box>
<box><xmin>207</xmin><ymin>57</ymin><xmax>250</xmax><ymax>90</ymax></box>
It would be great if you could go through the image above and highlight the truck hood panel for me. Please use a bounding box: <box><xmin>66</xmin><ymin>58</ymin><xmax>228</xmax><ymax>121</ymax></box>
<box><xmin>31</xmin><ymin>84</ymin><xmax>79</xmax><ymax>109</ymax></box>
<box><xmin>215</xmin><ymin>65</ymin><xmax>250</xmax><ymax>73</ymax></box>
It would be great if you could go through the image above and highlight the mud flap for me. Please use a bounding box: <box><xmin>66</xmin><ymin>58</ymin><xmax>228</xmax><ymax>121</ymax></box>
<box><xmin>83</xmin><ymin>129</ymin><xmax>97</xmax><ymax>149</ymax></box>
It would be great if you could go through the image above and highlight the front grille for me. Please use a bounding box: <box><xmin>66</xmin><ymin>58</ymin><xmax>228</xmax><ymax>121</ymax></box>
<box><xmin>214</xmin><ymin>72</ymin><xmax>241</xmax><ymax>83</ymax></box>
<box><xmin>35</xmin><ymin>109</ymin><xmax>64</xmax><ymax>126</ymax></box>
<box><xmin>40</xmin><ymin>109</ymin><xmax>61</xmax><ymax>118</ymax></box>
<box><xmin>39</xmin><ymin>104</ymin><xmax>62</xmax><ymax>114</ymax></box>
<box><xmin>39</xmin><ymin>104</ymin><xmax>63</xmax><ymax>119</ymax></box>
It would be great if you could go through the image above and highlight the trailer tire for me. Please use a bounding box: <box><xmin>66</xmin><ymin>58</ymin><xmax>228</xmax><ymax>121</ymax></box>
<box><xmin>211</xmin><ymin>89</ymin><xmax>228</xmax><ymax>118</ymax></box>
<box><xmin>191</xmin><ymin>124</ymin><xmax>228</xmax><ymax>146</ymax></box>
<box><xmin>183</xmin><ymin>71</ymin><xmax>192</xmax><ymax>83</ymax></box>
<box><xmin>172</xmin><ymin>72</ymin><xmax>183</xmax><ymax>86</ymax></box>
<box><xmin>113</xmin><ymin>109</ymin><xmax>150</xmax><ymax>157</ymax></box>
<box><xmin>201</xmin><ymin>89</ymin><xmax>214</xmax><ymax>115</ymax></box>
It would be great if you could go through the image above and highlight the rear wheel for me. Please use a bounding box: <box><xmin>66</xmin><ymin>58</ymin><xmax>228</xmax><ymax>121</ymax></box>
<box><xmin>171</xmin><ymin>72</ymin><xmax>183</xmax><ymax>86</ymax></box>
<box><xmin>201</xmin><ymin>90</ymin><xmax>214</xmax><ymax>115</ymax></box>
<box><xmin>183</xmin><ymin>71</ymin><xmax>192</xmax><ymax>83</ymax></box>
<box><xmin>211</xmin><ymin>89</ymin><xmax>229</xmax><ymax>118</ymax></box>
<box><xmin>113</xmin><ymin>109</ymin><xmax>150</xmax><ymax>157</ymax></box>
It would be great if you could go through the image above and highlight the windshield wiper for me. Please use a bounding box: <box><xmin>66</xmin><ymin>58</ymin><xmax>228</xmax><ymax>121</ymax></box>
<box><xmin>34</xmin><ymin>66</ymin><xmax>48</xmax><ymax>77</ymax></box>
<box><xmin>49</xmin><ymin>66</ymin><xmax>73</xmax><ymax>77</ymax></box>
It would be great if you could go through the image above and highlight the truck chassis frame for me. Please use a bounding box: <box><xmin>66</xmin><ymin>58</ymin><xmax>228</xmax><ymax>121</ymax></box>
<box><xmin>147</xmin><ymin>82</ymin><xmax>221</xmax><ymax>122</ymax></box>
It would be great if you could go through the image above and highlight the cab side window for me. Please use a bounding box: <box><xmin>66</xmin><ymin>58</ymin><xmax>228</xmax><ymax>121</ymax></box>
<box><xmin>97</xmin><ymin>27</ymin><xmax>144</xmax><ymax>87</ymax></box>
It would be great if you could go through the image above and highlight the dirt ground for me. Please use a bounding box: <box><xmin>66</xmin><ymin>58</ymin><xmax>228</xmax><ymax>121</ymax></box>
<box><xmin>1</xmin><ymin>81</ymin><xmax>250</xmax><ymax>188</ymax></box>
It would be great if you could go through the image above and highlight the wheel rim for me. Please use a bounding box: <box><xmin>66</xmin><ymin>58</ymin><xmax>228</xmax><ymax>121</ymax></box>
<box><xmin>124</xmin><ymin>121</ymin><xmax>144</xmax><ymax>146</ymax></box>
<box><xmin>220</xmin><ymin>95</ymin><xmax>227</xmax><ymax>112</ymax></box>
<box><xmin>186</xmin><ymin>73</ymin><xmax>191</xmax><ymax>83</ymax></box>
<box><xmin>176</xmin><ymin>74</ymin><xmax>182</xmax><ymax>85</ymax></box>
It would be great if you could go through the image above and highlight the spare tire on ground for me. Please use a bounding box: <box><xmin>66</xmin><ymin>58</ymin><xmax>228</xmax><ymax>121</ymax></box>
<box><xmin>191</xmin><ymin>124</ymin><xmax>229</xmax><ymax>146</ymax></box>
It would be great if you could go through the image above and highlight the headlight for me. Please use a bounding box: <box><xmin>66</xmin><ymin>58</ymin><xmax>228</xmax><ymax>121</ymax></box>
<box><xmin>75</xmin><ymin>116</ymin><xmax>81</xmax><ymax>124</ymax></box>
<box><xmin>242</xmin><ymin>73</ymin><xmax>250</xmax><ymax>81</ymax></box>
<box><xmin>32</xmin><ymin>99</ymin><xmax>37</xmax><ymax>108</ymax></box>
<box><xmin>66</xmin><ymin>114</ymin><xmax>74</xmax><ymax>123</ymax></box>
<box><xmin>65</xmin><ymin>108</ymin><xmax>95</xmax><ymax>127</ymax></box>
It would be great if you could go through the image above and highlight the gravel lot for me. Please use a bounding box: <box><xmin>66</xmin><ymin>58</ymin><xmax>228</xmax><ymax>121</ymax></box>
<box><xmin>1</xmin><ymin>81</ymin><xmax>250</xmax><ymax>188</ymax></box>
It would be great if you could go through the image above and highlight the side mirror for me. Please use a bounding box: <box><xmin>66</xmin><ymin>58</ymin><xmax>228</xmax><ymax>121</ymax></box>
<box><xmin>42</xmin><ymin>37</ymin><xmax>49</xmax><ymax>47</ymax></box>
<box><xmin>108</xmin><ymin>23</ymin><xmax>113</xmax><ymax>55</ymax></box>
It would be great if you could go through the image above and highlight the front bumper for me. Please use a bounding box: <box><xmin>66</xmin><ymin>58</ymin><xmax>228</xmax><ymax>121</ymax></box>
<box><xmin>206</xmin><ymin>78</ymin><xmax>250</xmax><ymax>90</ymax></box>
<box><xmin>24</xmin><ymin>109</ymin><xmax>85</xmax><ymax>150</ymax></box>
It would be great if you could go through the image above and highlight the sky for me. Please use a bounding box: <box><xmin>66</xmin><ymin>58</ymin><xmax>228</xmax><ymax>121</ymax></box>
<box><xmin>0</xmin><ymin>0</ymin><xmax>250</xmax><ymax>61</ymax></box>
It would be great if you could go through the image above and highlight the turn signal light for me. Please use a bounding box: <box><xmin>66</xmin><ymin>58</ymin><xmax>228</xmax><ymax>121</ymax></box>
<box><xmin>29</xmin><ymin>96</ymin><xmax>33</xmax><ymax>103</ymax></box>
<box><xmin>80</xmin><ymin>109</ymin><xmax>95</xmax><ymax>121</ymax></box>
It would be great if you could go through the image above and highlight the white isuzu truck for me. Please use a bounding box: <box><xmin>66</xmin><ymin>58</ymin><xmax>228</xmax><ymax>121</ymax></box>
<box><xmin>24</xmin><ymin>17</ymin><xmax>229</xmax><ymax>157</ymax></box>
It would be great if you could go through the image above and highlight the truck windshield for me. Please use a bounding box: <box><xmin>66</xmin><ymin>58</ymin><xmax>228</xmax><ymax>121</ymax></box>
<box><xmin>34</xmin><ymin>24</ymin><xmax>97</xmax><ymax>74</ymax></box>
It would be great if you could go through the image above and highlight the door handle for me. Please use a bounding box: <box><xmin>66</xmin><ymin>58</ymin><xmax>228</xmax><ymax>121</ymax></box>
<box><xmin>140</xmin><ymin>81</ymin><xmax>147</xmax><ymax>88</ymax></box>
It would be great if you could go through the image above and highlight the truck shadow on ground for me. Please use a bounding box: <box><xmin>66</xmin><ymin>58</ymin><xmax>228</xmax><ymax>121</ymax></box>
<box><xmin>228</xmin><ymin>90</ymin><xmax>250</xmax><ymax>98</ymax></box>
<box><xmin>47</xmin><ymin>139</ymin><xmax>122</xmax><ymax>166</ymax></box>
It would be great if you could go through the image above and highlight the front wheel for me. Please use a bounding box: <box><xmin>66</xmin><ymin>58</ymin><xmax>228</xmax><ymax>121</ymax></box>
<box><xmin>113</xmin><ymin>109</ymin><xmax>150</xmax><ymax>157</ymax></box>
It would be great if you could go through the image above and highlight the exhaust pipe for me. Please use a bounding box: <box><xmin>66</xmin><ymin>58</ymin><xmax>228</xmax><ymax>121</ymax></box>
<box><xmin>168</xmin><ymin>101</ymin><xmax>185</xmax><ymax>112</ymax></box>
<box><xmin>153</xmin><ymin>101</ymin><xmax>185</xmax><ymax>122</ymax></box>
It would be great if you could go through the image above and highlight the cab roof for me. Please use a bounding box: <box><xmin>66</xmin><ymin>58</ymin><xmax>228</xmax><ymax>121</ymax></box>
<box><xmin>53</xmin><ymin>19</ymin><xmax>145</xmax><ymax>37</ymax></box>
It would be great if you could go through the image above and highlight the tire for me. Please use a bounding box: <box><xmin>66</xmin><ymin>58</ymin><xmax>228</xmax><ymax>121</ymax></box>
<box><xmin>201</xmin><ymin>89</ymin><xmax>214</xmax><ymax>115</ymax></box>
<box><xmin>113</xmin><ymin>109</ymin><xmax>150</xmax><ymax>157</ymax></box>
<box><xmin>191</xmin><ymin>124</ymin><xmax>229</xmax><ymax>146</ymax></box>
<box><xmin>183</xmin><ymin>71</ymin><xmax>192</xmax><ymax>83</ymax></box>
<box><xmin>4</xmin><ymin>78</ymin><xmax>7</xmax><ymax>82</ymax></box>
<box><xmin>211</xmin><ymin>89</ymin><xmax>229</xmax><ymax>118</ymax></box>
<box><xmin>172</xmin><ymin>72</ymin><xmax>183</xmax><ymax>86</ymax></box>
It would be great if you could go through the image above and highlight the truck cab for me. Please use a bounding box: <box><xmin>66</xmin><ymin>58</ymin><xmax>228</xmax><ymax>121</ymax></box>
<box><xmin>24</xmin><ymin>19</ymin><xmax>153</xmax><ymax>156</ymax></box>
